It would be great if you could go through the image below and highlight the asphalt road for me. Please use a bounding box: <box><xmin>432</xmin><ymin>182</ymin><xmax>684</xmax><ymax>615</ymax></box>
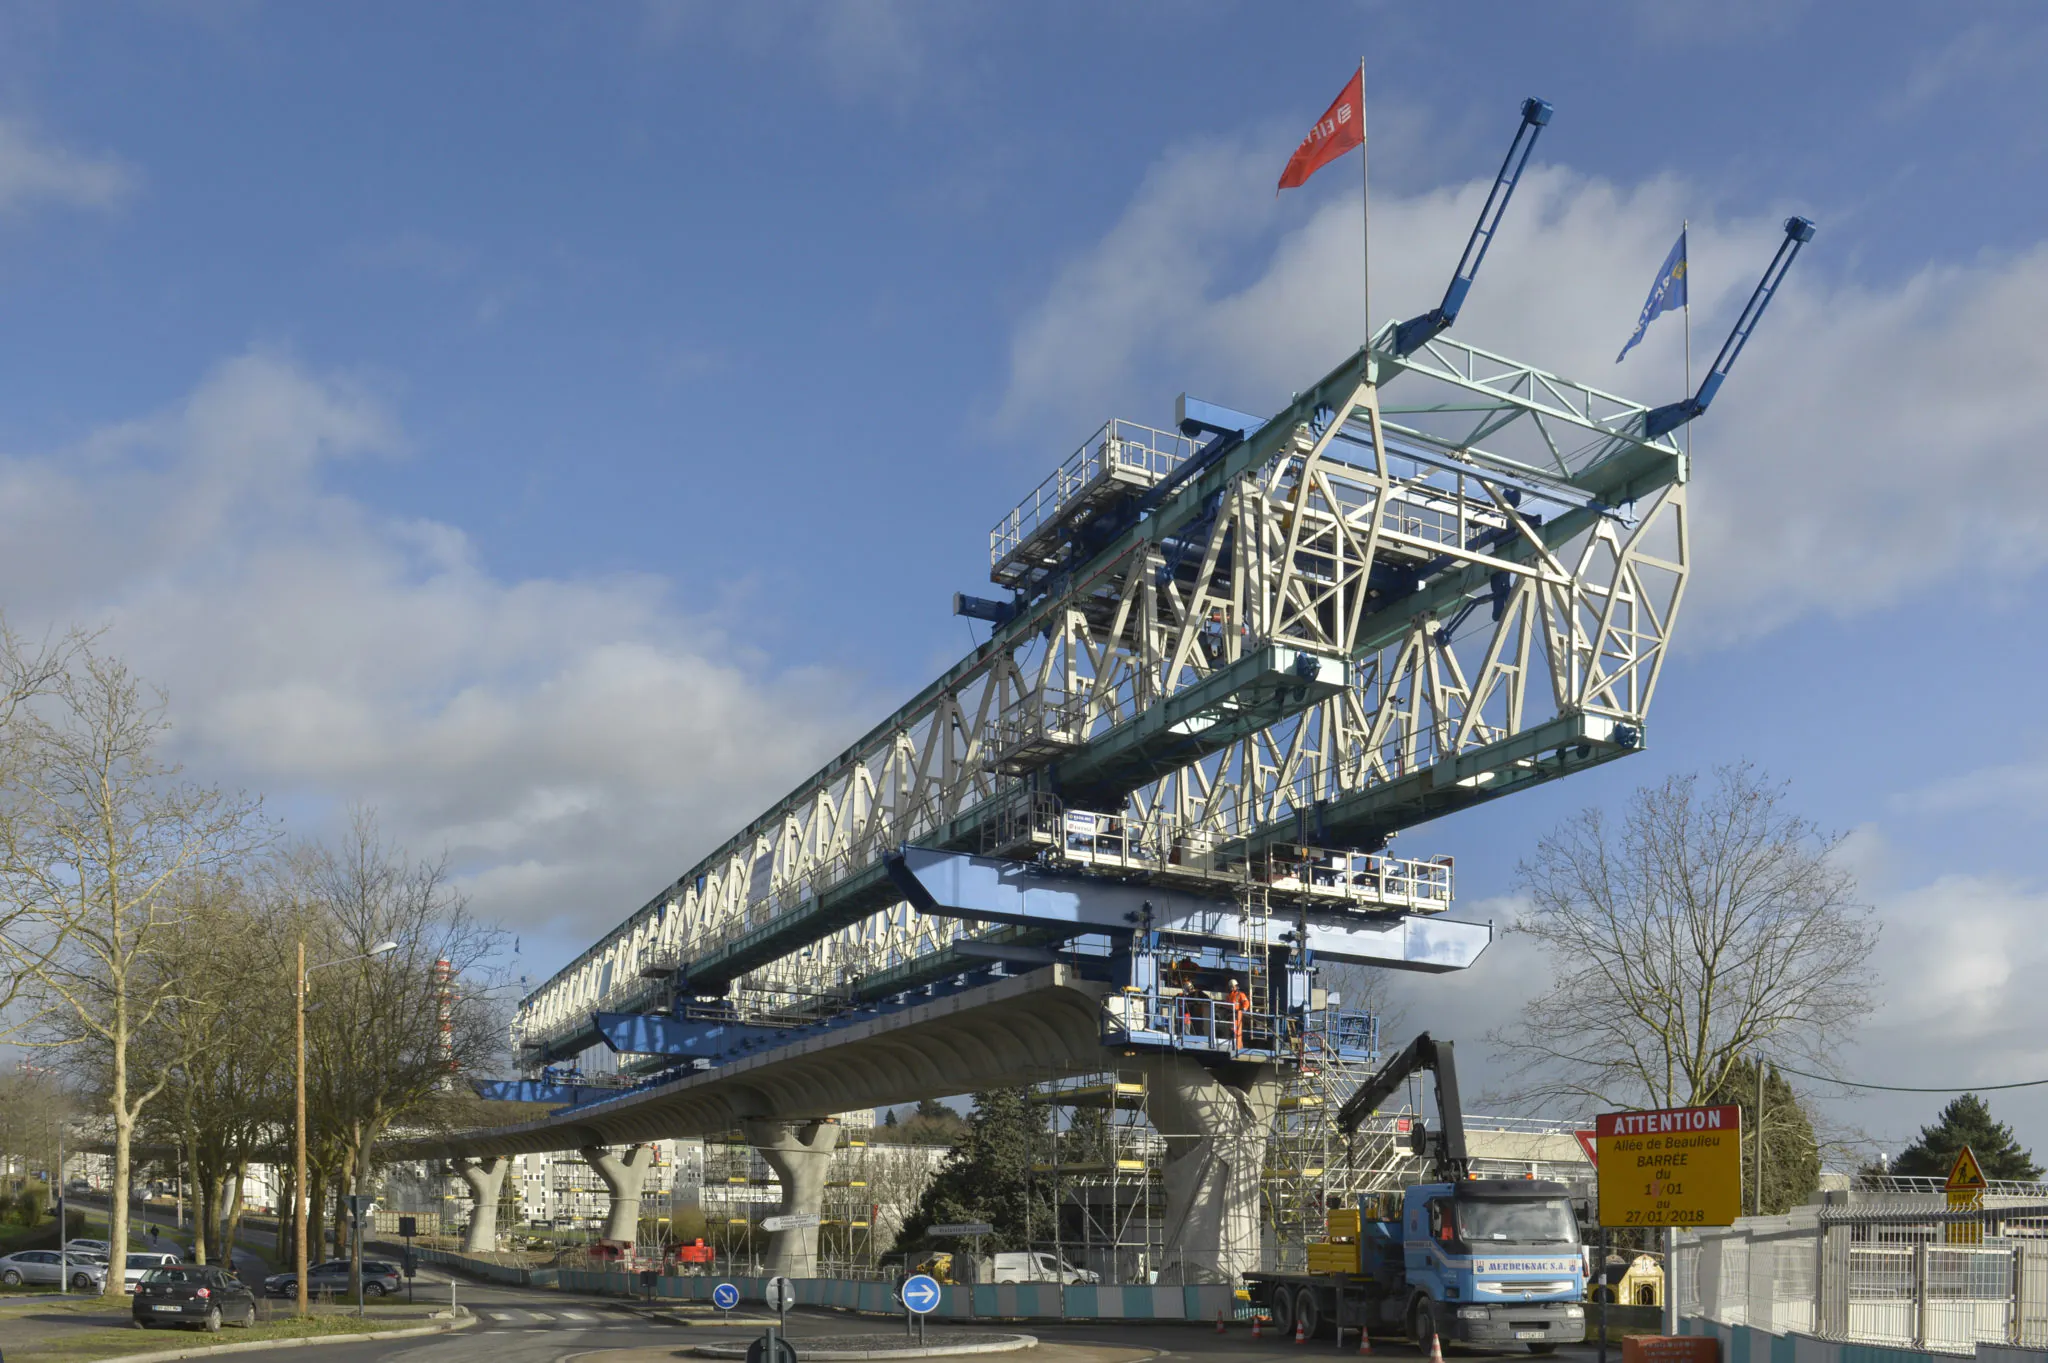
<box><xmin>159</xmin><ymin>1276</ymin><xmax>1622</xmax><ymax>1363</ymax></box>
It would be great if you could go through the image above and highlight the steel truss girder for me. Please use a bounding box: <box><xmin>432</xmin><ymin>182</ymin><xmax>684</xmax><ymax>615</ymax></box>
<box><xmin>513</xmin><ymin>340</ymin><xmax>1688</xmax><ymax>1061</ymax></box>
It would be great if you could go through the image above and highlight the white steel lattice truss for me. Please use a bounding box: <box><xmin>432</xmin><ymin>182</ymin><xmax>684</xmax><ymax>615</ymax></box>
<box><xmin>516</xmin><ymin>335</ymin><xmax>1688</xmax><ymax>1054</ymax></box>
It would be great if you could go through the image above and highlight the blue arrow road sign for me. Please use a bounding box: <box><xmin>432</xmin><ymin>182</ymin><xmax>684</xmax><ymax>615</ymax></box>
<box><xmin>712</xmin><ymin>1282</ymin><xmax>739</xmax><ymax>1311</ymax></box>
<box><xmin>902</xmin><ymin>1273</ymin><xmax>941</xmax><ymax>1315</ymax></box>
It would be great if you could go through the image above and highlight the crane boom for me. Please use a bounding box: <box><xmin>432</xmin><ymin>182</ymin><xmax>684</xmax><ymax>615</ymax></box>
<box><xmin>1337</xmin><ymin>1029</ymin><xmax>1469</xmax><ymax>1181</ymax></box>
<box><xmin>1391</xmin><ymin>97</ymin><xmax>1554</xmax><ymax>357</ymax></box>
<box><xmin>1643</xmin><ymin>214</ymin><xmax>1816</xmax><ymax>439</ymax></box>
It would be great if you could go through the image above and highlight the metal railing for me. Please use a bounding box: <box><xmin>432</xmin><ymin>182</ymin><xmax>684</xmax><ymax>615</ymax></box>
<box><xmin>989</xmin><ymin>419</ymin><xmax>1196</xmax><ymax>573</ymax></box>
<box><xmin>1681</xmin><ymin>1202</ymin><xmax>2048</xmax><ymax>1353</ymax></box>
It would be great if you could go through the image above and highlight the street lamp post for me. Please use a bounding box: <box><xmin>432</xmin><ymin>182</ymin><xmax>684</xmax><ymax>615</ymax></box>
<box><xmin>295</xmin><ymin>940</ymin><xmax>398</xmax><ymax>1318</ymax></box>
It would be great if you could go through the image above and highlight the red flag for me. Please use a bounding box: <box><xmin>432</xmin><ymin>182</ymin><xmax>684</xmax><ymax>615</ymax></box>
<box><xmin>1277</xmin><ymin>68</ymin><xmax>1364</xmax><ymax>192</ymax></box>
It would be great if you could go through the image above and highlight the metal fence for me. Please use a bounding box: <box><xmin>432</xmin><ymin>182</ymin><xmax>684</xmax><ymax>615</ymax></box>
<box><xmin>1681</xmin><ymin>1201</ymin><xmax>2048</xmax><ymax>1355</ymax></box>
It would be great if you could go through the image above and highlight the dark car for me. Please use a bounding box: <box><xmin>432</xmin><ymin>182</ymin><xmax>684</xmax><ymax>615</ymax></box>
<box><xmin>262</xmin><ymin>1258</ymin><xmax>403</xmax><ymax>1298</ymax></box>
<box><xmin>132</xmin><ymin>1265</ymin><xmax>257</xmax><ymax>1332</ymax></box>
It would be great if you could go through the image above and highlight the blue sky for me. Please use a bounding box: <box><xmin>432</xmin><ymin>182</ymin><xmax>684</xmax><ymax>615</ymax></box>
<box><xmin>0</xmin><ymin>1</ymin><xmax>2045</xmax><ymax>1160</ymax></box>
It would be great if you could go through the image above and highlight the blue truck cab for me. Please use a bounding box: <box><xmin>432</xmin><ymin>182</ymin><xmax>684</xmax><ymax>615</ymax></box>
<box><xmin>1246</xmin><ymin>1033</ymin><xmax>1589</xmax><ymax>1349</ymax></box>
<box><xmin>1393</xmin><ymin>1178</ymin><xmax>1587</xmax><ymax>1349</ymax></box>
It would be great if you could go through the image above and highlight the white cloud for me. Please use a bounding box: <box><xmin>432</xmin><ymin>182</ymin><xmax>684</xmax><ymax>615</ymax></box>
<box><xmin>995</xmin><ymin>138</ymin><xmax>2048</xmax><ymax>644</ymax></box>
<box><xmin>0</xmin><ymin>352</ymin><xmax>863</xmax><ymax>941</ymax></box>
<box><xmin>0</xmin><ymin>120</ymin><xmax>135</xmax><ymax>214</ymax></box>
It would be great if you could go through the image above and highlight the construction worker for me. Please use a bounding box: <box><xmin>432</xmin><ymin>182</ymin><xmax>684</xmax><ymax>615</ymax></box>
<box><xmin>1225</xmin><ymin>977</ymin><xmax>1251</xmax><ymax>1049</ymax></box>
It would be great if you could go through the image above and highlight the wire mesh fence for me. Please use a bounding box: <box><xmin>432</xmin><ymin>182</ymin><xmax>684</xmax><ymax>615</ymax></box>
<box><xmin>1681</xmin><ymin>1201</ymin><xmax>2048</xmax><ymax>1355</ymax></box>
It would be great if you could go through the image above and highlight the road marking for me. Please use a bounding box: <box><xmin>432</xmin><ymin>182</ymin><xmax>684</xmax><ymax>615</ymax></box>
<box><xmin>561</xmin><ymin>1310</ymin><xmax>596</xmax><ymax>1320</ymax></box>
<box><xmin>488</xmin><ymin>1312</ymin><xmax>519</xmax><ymax>1321</ymax></box>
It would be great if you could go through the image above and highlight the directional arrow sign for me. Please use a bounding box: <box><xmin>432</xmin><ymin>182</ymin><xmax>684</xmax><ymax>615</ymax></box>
<box><xmin>761</xmin><ymin>1213</ymin><xmax>822</xmax><ymax>1232</ymax></box>
<box><xmin>931</xmin><ymin>1222</ymin><xmax>994</xmax><ymax>1237</ymax></box>
<box><xmin>712</xmin><ymin>1282</ymin><xmax>740</xmax><ymax>1311</ymax></box>
<box><xmin>901</xmin><ymin>1273</ymin><xmax>942</xmax><ymax>1315</ymax></box>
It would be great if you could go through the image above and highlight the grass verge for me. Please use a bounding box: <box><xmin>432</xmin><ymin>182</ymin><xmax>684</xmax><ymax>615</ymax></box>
<box><xmin>2</xmin><ymin>1311</ymin><xmax>456</xmax><ymax>1363</ymax></box>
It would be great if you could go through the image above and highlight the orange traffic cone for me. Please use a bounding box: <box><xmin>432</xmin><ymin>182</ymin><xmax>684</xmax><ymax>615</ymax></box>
<box><xmin>1252</xmin><ymin>1315</ymin><xmax>1263</xmax><ymax>1340</ymax></box>
<box><xmin>1217</xmin><ymin>1313</ymin><xmax>1227</xmax><ymax>1334</ymax></box>
<box><xmin>1357</xmin><ymin>1330</ymin><xmax>1372</xmax><ymax>1355</ymax></box>
<box><xmin>1294</xmin><ymin>1318</ymin><xmax>1306</xmax><ymax>1344</ymax></box>
<box><xmin>1430</xmin><ymin>1332</ymin><xmax>1446</xmax><ymax>1363</ymax></box>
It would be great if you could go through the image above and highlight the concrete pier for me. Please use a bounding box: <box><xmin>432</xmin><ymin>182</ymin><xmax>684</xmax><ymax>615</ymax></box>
<box><xmin>742</xmin><ymin>1117</ymin><xmax>844</xmax><ymax>1277</ymax></box>
<box><xmin>1140</xmin><ymin>1053</ymin><xmax>1281</xmax><ymax>1284</ymax></box>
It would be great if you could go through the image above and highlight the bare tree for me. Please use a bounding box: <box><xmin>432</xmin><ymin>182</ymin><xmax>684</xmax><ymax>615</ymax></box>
<box><xmin>0</xmin><ymin>649</ymin><xmax>263</xmax><ymax>1294</ymax></box>
<box><xmin>1489</xmin><ymin>763</ymin><xmax>1876</xmax><ymax>1111</ymax></box>
<box><xmin>130</xmin><ymin>874</ymin><xmax>295</xmax><ymax>1265</ymax></box>
<box><xmin>297</xmin><ymin>810</ymin><xmax>506</xmax><ymax>1255</ymax></box>
<box><xmin>0</xmin><ymin>619</ymin><xmax>81</xmax><ymax>1016</ymax></box>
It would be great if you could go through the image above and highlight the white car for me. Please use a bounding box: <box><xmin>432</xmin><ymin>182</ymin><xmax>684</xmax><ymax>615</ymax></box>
<box><xmin>64</xmin><ymin>1238</ymin><xmax>112</xmax><ymax>1257</ymax></box>
<box><xmin>122</xmin><ymin>1253</ymin><xmax>181</xmax><ymax>1294</ymax></box>
<box><xmin>0</xmin><ymin>1250</ymin><xmax>109</xmax><ymax>1290</ymax></box>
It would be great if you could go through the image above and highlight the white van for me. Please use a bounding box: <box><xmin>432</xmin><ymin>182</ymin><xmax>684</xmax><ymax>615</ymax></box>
<box><xmin>990</xmin><ymin>1251</ymin><xmax>1098</xmax><ymax>1285</ymax></box>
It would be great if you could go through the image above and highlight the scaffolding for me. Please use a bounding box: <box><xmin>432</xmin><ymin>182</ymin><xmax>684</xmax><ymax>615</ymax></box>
<box><xmin>1028</xmin><ymin>1071</ymin><xmax>1166</xmax><ymax>1284</ymax></box>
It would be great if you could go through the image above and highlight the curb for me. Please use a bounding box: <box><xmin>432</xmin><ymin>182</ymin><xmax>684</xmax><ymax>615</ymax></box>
<box><xmin>690</xmin><ymin>1335</ymin><xmax>1037</xmax><ymax>1360</ymax></box>
<box><xmin>78</xmin><ymin>1310</ymin><xmax>476</xmax><ymax>1363</ymax></box>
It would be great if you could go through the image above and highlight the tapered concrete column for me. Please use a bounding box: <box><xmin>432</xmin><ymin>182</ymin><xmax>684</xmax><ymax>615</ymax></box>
<box><xmin>742</xmin><ymin>1118</ymin><xmax>842</xmax><ymax>1277</ymax></box>
<box><xmin>1140</xmin><ymin>1053</ymin><xmax>1281</xmax><ymax>1284</ymax></box>
<box><xmin>450</xmin><ymin>1155</ymin><xmax>511</xmax><ymax>1253</ymax></box>
<box><xmin>580</xmin><ymin>1144</ymin><xmax>657</xmax><ymax>1244</ymax></box>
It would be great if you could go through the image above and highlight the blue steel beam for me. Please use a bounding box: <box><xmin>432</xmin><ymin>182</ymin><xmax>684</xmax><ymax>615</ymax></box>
<box><xmin>593</xmin><ymin>1010</ymin><xmax>792</xmax><ymax>1057</ymax></box>
<box><xmin>885</xmin><ymin>847</ymin><xmax>1491</xmax><ymax>973</ymax></box>
<box><xmin>469</xmin><ymin>1078</ymin><xmax>614</xmax><ymax>1106</ymax></box>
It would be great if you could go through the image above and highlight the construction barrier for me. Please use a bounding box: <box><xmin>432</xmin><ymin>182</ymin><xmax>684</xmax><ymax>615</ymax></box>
<box><xmin>1681</xmin><ymin>1316</ymin><xmax>2048</xmax><ymax>1363</ymax></box>
<box><xmin>419</xmin><ymin>1249</ymin><xmax>1234</xmax><ymax>1322</ymax></box>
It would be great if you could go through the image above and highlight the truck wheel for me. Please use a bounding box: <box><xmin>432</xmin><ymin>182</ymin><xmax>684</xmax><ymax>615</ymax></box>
<box><xmin>1411</xmin><ymin>1301</ymin><xmax>1439</xmax><ymax>1354</ymax></box>
<box><xmin>1270</xmin><ymin>1286</ymin><xmax>1295</xmax><ymax>1337</ymax></box>
<box><xmin>1295</xmin><ymin>1288</ymin><xmax>1323</xmax><ymax>1339</ymax></box>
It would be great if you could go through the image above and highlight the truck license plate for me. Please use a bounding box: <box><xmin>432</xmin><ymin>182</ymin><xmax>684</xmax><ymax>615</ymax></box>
<box><xmin>1515</xmin><ymin>1331</ymin><xmax>1545</xmax><ymax>1340</ymax></box>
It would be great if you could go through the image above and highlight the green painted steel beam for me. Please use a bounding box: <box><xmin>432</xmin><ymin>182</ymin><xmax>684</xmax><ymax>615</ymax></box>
<box><xmin>1050</xmin><ymin>643</ymin><xmax>1347</xmax><ymax>809</ymax></box>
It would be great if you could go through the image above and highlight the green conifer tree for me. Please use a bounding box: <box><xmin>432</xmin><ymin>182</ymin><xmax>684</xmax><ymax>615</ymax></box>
<box><xmin>1701</xmin><ymin>1059</ymin><xmax>1821</xmax><ymax>1214</ymax></box>
<box><xmin>893</xmin><ymin>1088</ymin><xmax>1052</xmax><ymax>1252</ymax></box>
<box><xmin>1892</xmin><ymin>1095</ymin><xmax>2041</xmax><ymax>1182</ymax></box>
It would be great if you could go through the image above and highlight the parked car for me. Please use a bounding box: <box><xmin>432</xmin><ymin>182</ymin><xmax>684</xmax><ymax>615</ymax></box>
<box><xmin>132</xmin><ymin>1265</ymin><xmax>257</xmax><ymax>1331</ymax></box>
<box><xmin>0</xmin><ymin>1250</ymin><xmax>109</xmax><ymax>1291</ymax></box>
<box><xmin>122</xmin><ymin>1253</ymin><xmax>182</xmax><ymax>1294</ymax></box>
<box><xmin>262</xmin><ymin>1258</ymin><xmax>402</xmax><ymax>1298</ymax></box>
<box><xmin>63</xmin><ymin>1238</ymin><xmax>111</xmax><ymax>1258</ymax></box>
<box><xmin>989</xmin><ymin>1250</ymin><xmax>1098</xmax><ymax>1285</ymax></box>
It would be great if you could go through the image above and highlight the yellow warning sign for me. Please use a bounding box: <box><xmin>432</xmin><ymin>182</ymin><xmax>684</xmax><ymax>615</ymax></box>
<box><xmin>1946</xmin><ymin>1145</ymin><xmax>1988</xmax><ymax>1193</ymax></box>
<box><xmin>1596</xmin><ymin>1104</ymin><xmax>1743</xmax><ymax>1228</ymax></box>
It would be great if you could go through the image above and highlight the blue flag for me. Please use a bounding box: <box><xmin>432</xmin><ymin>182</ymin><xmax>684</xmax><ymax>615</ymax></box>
<box><xmin>1617</xmin><ymin>227</ymin><xmax>1688</xmax><ymax>363</ymax></box>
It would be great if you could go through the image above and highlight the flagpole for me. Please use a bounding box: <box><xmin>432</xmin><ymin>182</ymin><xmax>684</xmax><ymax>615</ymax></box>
<box><xmin>1359</xmin><ymin>56</ymin><xmax>1371</xmax><ymax>354</ymax></box>
<box><xmin>1682</xmin><ymin>218</ymin><xmax>1691</xmax><ymax>461</ymax></box>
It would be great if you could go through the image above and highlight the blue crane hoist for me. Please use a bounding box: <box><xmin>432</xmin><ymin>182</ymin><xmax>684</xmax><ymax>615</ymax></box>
<box><xmin>1389</xmin><ymin>96</ymin><xmax>1554</xmax><ymax>357</ymax></box>
<box><xmin>1643</xmin><ymin>214</ymin><xmax>1817</xmax><ymax>440</ymax></box>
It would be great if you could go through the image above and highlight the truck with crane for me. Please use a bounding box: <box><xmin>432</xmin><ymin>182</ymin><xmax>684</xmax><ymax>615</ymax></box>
<box><xmin>1243</xmin><ymin>1033</ymin><xmax>1589</xmax><ymax>1351</ymax></box>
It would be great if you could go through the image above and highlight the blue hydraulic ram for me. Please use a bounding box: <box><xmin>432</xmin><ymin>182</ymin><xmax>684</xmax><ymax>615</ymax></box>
<box><xmin>1644</xmin><ymin>215</ymin><xmax>1817</xmax><ymax>439</ymax></box>
<box><xmin>1391</xmin><ymin>97</ymin><xmax>1554</xmax><ymax>357</ymax></box>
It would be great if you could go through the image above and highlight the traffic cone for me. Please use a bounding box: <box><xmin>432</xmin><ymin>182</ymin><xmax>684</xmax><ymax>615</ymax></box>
<box><xmin>1430</xmin><ymin>1332</ymin><xmax>1446</xmax><ymax>1363</ymax></box>
<box><xmin>1217</xmin><ymin>1313</ymin><xmax>1227</xmax><ymax>1334</ymax></box>
<box><xmin>1357</xmin><ymin>1330</ymin><xmax>1372</xmax><ymax>1355</ymax></box>
<box><xmin>1252</xmin><ymin>1315</ymin><xmax>1263</xmax><ymax>1340</ymax></box>
<box><xmin>1294</xmin><ymin>1318</ymin><xmax>1306</xmax><ymax>1344</ymax></box>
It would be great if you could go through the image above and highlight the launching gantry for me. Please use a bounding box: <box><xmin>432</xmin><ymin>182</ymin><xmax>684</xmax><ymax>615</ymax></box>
<box><xmin>505</xmin><ymin>113</ymin><xmax>1813</xmax><ymax>1084</ymax></box>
